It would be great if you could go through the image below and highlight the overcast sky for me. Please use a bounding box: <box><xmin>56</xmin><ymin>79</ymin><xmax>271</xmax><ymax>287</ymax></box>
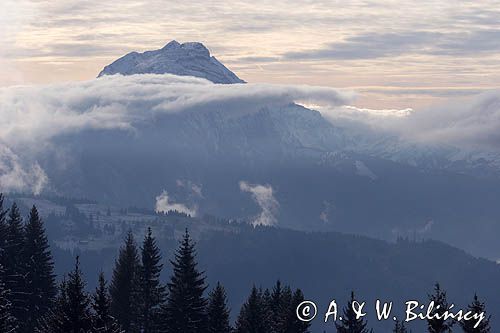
<box><xmin>2</xmin><ymin>0</ymin><xmax>500</xmax><ymax>108</ymax></box>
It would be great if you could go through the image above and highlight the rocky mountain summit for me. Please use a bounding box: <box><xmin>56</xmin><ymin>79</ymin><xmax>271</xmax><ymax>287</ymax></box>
<box><xmin>98</xmin><ymin>40</ymin><xmax>245</xmax><ymax>84</ymax></box>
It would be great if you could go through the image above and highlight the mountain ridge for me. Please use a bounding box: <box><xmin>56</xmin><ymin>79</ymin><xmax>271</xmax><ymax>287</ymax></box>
<box><xmin>98</xmin><ymin>40</ymin><xmax>245</xmax><ymax>84</ymax></box>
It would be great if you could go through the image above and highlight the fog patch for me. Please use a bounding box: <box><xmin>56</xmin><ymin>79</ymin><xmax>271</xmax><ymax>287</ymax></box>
<box><xmin>239</xmin><ymin>181</ymin><xmax>279</xmax><ymax>226</ymax></box>
<box><xmin>155</xmin><ymin>190</ymin><xmax>197</xmax><ymax>217</ymax></box>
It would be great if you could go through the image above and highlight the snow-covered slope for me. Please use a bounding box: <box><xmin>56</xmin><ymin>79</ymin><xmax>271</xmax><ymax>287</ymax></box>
<box><xmin>98</xmin><ymin>40</ymin><xmax>245</xmax><ymax>84</ymax></box>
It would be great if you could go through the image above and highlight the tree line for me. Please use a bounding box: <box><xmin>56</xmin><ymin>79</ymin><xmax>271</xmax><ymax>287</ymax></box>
<box><xmin>0</xmin><ymin>195</ymin><xmax>309</xmax><ymax>332</ymax></box>
<box><xmin>0</xmin><ymin>194</ymin><xmax>493</xmax><ymax>332</ymax></box>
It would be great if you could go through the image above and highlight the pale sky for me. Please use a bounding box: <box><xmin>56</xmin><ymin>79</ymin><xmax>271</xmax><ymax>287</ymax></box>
<box><xmin>2</xmin><ymin>0</ymin><xmax>500</xmax><ymax>109</ymax></box>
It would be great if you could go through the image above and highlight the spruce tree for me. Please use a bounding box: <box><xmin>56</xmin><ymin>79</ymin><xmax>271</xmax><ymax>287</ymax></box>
<box><xmin>235</xmin><ymin>286</ymin><xmax>267</xmax><ymax>333</ymax></box>
<box><xmin>460</xmin><ymin>294</ymin><xmax>490</xmax><ymax>333</ymax></box>
<box><xmin>278</xmin><ymin>284</ymin><xmax>293</xmax><ymax>332</ymax></box>
<box><xmin>269</xmin><ymin>280</ymin><xmax>284</xmax><ymax>333</ymax></box>
<box><xmin>4</xmin><ymin>202</ymin><xmax>27</xmax><ymax>323</ymax></box>
<box><xmin>261</xmin><ymin>288</ymin><xmax>273</xmax><ymax>330</ymax></box>
<box><xmin>207</xmin><ymin>282</ymin><xmax>232</xmax><ymax>333</ymax></box>
<box><xmin>36</xmin><ymin>257</ymin><xmax>93</xmax><ymax>333</ymax></box>
<box><xmin>287</xmin><ymin>289</ymin><xmax>310</xmax><ymax>333</ymax></box>
<box><xmin>93</xmin><ymin>272</ymin><xmax>123</xmax><ymax>333</ymax></box>
<box><xmin>266</xmin><ymin>281</ymin><xmax>295</xmax><ymax>333</ymax></box>
<box><xmin>0</xmin><ymin>264</ymin><xmax>17</xmax><ymax>333</ymax></box>
<box><xmin>110</xmin><ymin>231</ymin><xmax>141</xmax><ymax>332</ymax></box>
<box><xmin>65</xmin><ymin>256</ymin><xmax>93</xmax><ymax>331</ymax></box>
<box><xmin>160</xmin><ymin>229</ymin><xmax>207</xmax><ymax>333</ymax></box>
<box><xmin>23</xmin><ymin>205</ymin><xmax>57</xmax><ymax>331</ymax></box>
<box><xmin>335</xmin><ymin>292</ymin><xmax>369</xmax><ymax>333</ymax></box>
<box><xmin>427</xmin><ymin>283</ymin><xmax>453</xmax><ymax>333</ymax></box>
<box><xmin>139</xmin><ymin>227</ymin><xmax>166</xmax><ymax>333</ymax></box>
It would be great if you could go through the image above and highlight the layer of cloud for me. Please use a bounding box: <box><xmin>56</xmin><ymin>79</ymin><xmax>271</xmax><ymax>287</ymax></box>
<box><xmin>0</xmin><ymin>74</ymin><xmax>351</xmax><ymax>193</ymax></box>
<box><xmin>405</xmin><ymin>91</ymin><xmax>500</xmax><ymax>149</ymax></box>
<box><xmin>285</xmin><ymin>32</ymin><xmax>440</xmax><ymax>60</ymax></box>
<box><xmin>319</xmin><ymin>90</ymin><xmax>500</xmax><ymax>151</ymax></box>
<box><xmin>155</xmin><ymin>190</ymin><xmax>197</xmax><ymax>216</ymax></box>
<box><xmin>0</xmin><ymin>74</ymin><xmax>351</xmax><ymax>146</ymax></box>
<box><xmin>284</xmin><ymin>30</ymin><xmax>500</xmax><ymax>61</ymax></box>
<box><xmin>239</xmin><ymin>181</ymin><xmax>279</xmax><ymax>226</ymax></box>
<box><xmin>3</xmin><ymin>71</ymin><xmax>500</xmax><ymax>195</ymax></box>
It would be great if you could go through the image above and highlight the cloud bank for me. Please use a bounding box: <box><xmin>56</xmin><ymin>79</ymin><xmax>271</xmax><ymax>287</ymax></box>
<box><xmin>239</xmin><ymin>181</ymin><xmax>279</xmax><ymax>226</ymax></box>
<box><xmin>0</xmin><ymin>74</ymin><xmax>351</xmax><ymax>146</ymax></box>
<box><xmin>405</xmin><ymin>91</ymin><xmax>500</xmax><ymax>149</ymax></box>
<box><xmin>318</xmin><ymin>90</ymin><xmax>500</xmax><ymax>151</ymax></box>
<box><xmin>0</xmin><ymin>74</ymin><xmax>351</xmax><ymax>194</ymax></box>
<box><xmin>3</xmin><ymin>72</ymin><xmax>500</xmax><ymax>196</ymax></box>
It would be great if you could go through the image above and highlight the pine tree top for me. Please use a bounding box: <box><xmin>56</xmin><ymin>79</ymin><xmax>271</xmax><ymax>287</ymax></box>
<box><xmin>207</xmin><ymin>282</ymin><xmax>231</xmax><ymax>333</ymax></box>
<box><xmin>208</xmin><ymin>282</ymin><xmax>229</xmax><ymax>309</ymax></box>
<box><xmin>25</xmin><ymin>205</ymin><xmax>54</xmax><ymax>265</ymax></box>
<box><xmin>6</xmin><ymin>202</ymin><xmax>23</xmax><ymax>237</ymax></box>
<box><xmin>169</xmin><ymin>229</ymin><xmax>205</xmax><ymax>283</ymax></box>
<box><xmin>109</xmin><ymin>230</ymin><xmax>142</xmax><ymax>332</ymax></box>
<box><xmin>335</xmin><ymin>291</ymin><xmax>369</xmax><ymax>333</ymax></box>
<box><xmin>93</xmin><ymin>272</ymin><xmax>111</xmax><ymax>317</ymax></box>
<box><xmin>141</xmin><ymin>227</ymin><xmax>163</xmax><ymax>275</ymax></box>
<box><xmin>460</xmin><ymin>294</ymin><xmax>491</xmax><ymax>333</ymax></box>
<box><xmin>23</xmin><ymin>204</ymin><xmax>57</xmax><ymax>331</ymax></box>
<box><xmin>162</xmin><ymin>229</ymin><xmax>208</xmax><ymax>333</ymax></box>
<box><xmin>427</xmin><ymin>283</ymin><xmax>454</xmax><ymax>333</ymax></box>
<box><xmin>66</xmin><ymin>256</ymin><xmax>89</xmax><ymax>306</ymax></box>
<box><xmin>114</xmin><ymin>231</ymin><xmax>141</xmax><ymax>270</ymax></box>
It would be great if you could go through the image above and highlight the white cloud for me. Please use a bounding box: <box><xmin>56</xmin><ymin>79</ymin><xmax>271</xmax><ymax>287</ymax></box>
<box><xmin>316</xmin><ymin>104</ymin><xmax>413</xmax><ymax>122</ymax></box>
<box><xmin>318</xmin><ymin>90</ymin><xmax>500</xmax><ymax>152</ymax></box>
<box><xmin>239</xmin><ymin>181</ymin><xmax>279</xmax><ymax>226</ymax></box>
<box><xmin>0</xmin><ymin>74</ymin><xmax>351</xmax><ymax>146</ymax></box>
<box><xmin>403</xmin><ymin>91</ymin><xmax>500</xmax><ymax>149</ymax></box>
<box><xmin>0</xmin><ymin>73</ymin><xmax>351</xmax><ymax>194</ymax></box>
<box><xmin>3</xmin><ymin>72</ymin><xmax>500</xmax><ymax>195</ymax></box>
<box><xmin>155</xmin><ymin>190</ymin><xmax>197</xmax><ymax>216</ymax></box>
<box><xmin>0</xmin><ymin>144</ymin><xmax>47</xmax><ymax>195</ymax></box>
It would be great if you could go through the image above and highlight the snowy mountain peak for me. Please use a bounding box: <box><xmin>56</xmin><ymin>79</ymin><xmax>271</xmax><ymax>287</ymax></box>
<box><xmin>98</xmin><ymin>40</ymin><xmax>245</xmax><ymax>84</ymax></box>
<box><xmin>162</xmin><ymin>40</ymin><xmax>181</xmax><ymax>49</ymax></box>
